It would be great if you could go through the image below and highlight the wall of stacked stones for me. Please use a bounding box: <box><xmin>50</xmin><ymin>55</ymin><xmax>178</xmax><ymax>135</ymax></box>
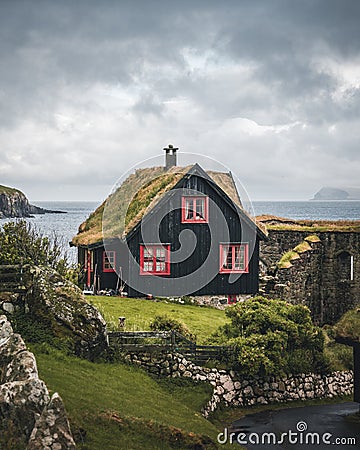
<box><xmin>0</xmin><ymin>315</ymin><xmax>76</xmax><ymax>449</ymax></box>
<box><xmin>124</xmin><ymin>351</ymin><xmax>353</xmax><ymax>417</ymax></box>
<box><xmin>260</xmin><ymin>230</ymin><xmax>360</xmax><ymax>325</ymax></box>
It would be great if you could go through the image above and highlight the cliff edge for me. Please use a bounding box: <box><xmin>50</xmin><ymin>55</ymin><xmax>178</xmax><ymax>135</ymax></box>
<box><xmin>0</xmin><ymin>184</ymin><xmax>63</xmax><ymax>218</ymax></box>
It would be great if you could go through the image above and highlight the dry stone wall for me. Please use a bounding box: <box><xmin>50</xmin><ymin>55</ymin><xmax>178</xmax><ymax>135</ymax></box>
<box><xmin>0</xmin><ymin>315</ymin><xmax>76</xmax><ymax>449</ymax></box>
<box><xmin>124</xmin><ymin>351</ymin><xmax>353</xmax><ymax>417</ymax></box>
<box><xmin>260</xmin><ymin>230</ymin><xmax>360</xmax><ymax>324</ymax></box>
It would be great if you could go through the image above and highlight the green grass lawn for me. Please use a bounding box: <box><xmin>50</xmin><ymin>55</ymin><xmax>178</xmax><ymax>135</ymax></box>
<box><xmin>33</xmin><ymin>345</ymin><xmax>233</xmax><ymax>450</ymax></box>
<box><xmin>89</xmin><ymin>296</ymin><xmax>229</xmax><ymax>343</ymax></box>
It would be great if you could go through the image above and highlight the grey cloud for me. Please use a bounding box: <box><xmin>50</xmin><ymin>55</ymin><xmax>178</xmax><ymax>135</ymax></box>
<box><xmin>0</xmin><ymin>0</ymin><xmax>359</xmax><ymax>200</ymax></box>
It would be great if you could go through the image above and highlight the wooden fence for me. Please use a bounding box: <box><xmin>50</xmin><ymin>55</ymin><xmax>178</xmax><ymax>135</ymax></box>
<box><xmin>108</xmin><ymin>330</ymin><xmax>232</xmax><ymax>365</ymax></box>
<box><xmin>0</xmin><ymin>264</ymin><xmax>28</xmax><ymax>293</ymax></box>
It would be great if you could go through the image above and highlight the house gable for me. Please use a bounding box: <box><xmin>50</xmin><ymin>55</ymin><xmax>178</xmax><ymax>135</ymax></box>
<box><xmin>125</xmin><ymin>166</ymin><xmax>261</xmax><ymax>297</ymax></box>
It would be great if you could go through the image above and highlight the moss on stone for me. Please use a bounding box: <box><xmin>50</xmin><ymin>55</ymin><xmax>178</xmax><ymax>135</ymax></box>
<box><xmin>277</xmin><ymin>251</ymin><xmax>300</xmax><ymax>269</ymax></box>
<box><xmin>293</xmin><ymin>241</ymin><xmax>312</xmax><ymax>253</ymax></box>
<box><xmin>333</xmin><ymin>307</ymin><xmax>360</xmax><ymax>344</ymax></box>
<box><xmin>258</xmin><ymin>217</ymin><xmax>360</xmax><ymax>233</ymax></box>
<box><xmin>304</xmin><ymin>234</ymin><xmax>321</xmax><ymax>243</ymax></box>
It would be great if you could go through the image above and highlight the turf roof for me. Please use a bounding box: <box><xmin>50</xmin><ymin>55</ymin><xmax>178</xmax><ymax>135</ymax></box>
<box><xmin>256</xmin><ymin>215</ymin><xmax>360</xmax><ymax>233</ymax></box>
<box><xmin>72</xmin><ymin>165</ymin><xmax>245</xmax><ymax>246</ymax></box>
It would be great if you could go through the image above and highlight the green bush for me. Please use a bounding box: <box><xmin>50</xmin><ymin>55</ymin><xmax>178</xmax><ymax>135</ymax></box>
<box><xmin>0</xmin><ymin>220</ymin><xmax>79</xmax><ymax>282</ymax></box>
<box><xmin>210</xmin><ymin>296</ymin><xmax>328</xmax><ymax>377</ymax></box>
<box><xmin>149</xmin><ymin>314</ymin><xmax>195</xmax><ymax>342</ymax></box>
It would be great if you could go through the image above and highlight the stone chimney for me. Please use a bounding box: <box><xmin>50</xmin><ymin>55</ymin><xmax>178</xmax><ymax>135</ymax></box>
<box><xmin>163</xmin><ymin>144</ymin><xmax>178</xmax><ymax>170</ymax></box>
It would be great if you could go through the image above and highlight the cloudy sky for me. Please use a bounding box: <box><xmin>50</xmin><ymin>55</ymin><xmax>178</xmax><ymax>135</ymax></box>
<box><xmin>0</xmin><ymin>0</ymin><xmax>359</xmax><ymax>202</ymax></box>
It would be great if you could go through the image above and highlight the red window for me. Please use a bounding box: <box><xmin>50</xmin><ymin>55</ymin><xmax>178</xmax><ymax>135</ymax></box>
<box><xmin>140</xmin><ymin>244</ymin><xmax>170</xmax><ymax>275</ymax></box>
<box><xmin>219</xmin><ymin>244</ymin><xmax>249</xmax><ymax>273</ymax></box>
<box><xmin>103</xmin><ymin>251</ymin><xmax>116</xmax><ymax>272</ymax></box>
<box><xmin>181</xmin><ymin>196</ymin><xmax>208</xmax><ymax>223</ymax></box>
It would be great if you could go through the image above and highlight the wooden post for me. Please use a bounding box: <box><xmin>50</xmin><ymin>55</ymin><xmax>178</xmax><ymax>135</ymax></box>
<box><xmin>118</xmin><ymin>317</ymin><xmax>126</xmax><ymax>329</ymax></box>
<box><xmin>354</xmin><ymin>343</ymin><xmax>360</xmax><ymax>404</ymax></box>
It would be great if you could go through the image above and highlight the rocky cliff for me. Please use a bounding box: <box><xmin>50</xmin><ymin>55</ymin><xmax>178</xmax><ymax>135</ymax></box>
<box><xmin>0</xmin><ymin>185</ymin><xmax>62</xmax><ymax>218</ymax></box>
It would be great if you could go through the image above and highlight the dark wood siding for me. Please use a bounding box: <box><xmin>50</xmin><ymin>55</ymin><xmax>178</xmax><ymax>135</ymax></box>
<box><xmin>125</xmin><ymin>173</ymin><xmax>260</xmax><ymax>297</ymax></box>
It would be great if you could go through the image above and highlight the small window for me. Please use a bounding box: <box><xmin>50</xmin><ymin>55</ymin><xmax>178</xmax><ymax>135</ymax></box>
<box><xmin>182</xmin><ymin>196</ymin><xmax>208</xmax><ymax>223</ymax></box>
<box><xmin>140</xmin><ymin>244</ymin><xmax>170</xmax><ymax>275</ymax></box>
<box><xmin>220</xmin><ymin>244</ymin><xmax>249</xmax><ymax>273</ymax></box>
<box><xmin>228</xmin><ymin>295</ymin><xmax>238</xmax><ymax>305</ymax></box>
<box><xmin>103</xmin><ymin>251</ymin><xmax>116</xmax><ymax>272</ymax></box>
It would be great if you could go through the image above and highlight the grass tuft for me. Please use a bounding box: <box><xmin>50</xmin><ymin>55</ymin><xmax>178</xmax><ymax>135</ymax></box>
<box><xmin>277</xmin><ymin>251</ymin><xmax>300</xmax><ymax>269</ymax></box>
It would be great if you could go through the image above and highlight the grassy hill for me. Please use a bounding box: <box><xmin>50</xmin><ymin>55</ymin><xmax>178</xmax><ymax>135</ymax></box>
<box><xmin>33</xmin><ymin>345</ymin><xmax>232</xmax><ymax>449</ymax></box>
<box><xmin>89</xmin><ymin>296</ymin><xmax>230</xmax><ymax>343</ymax></box>
<box><xmin>30</xmin><ymin>298</ymin><xmax>233</xmax><ymax>449</ymax></box>
<box><xmin>19</xmin><ymin>294</ymin><xmax>353</xmax><ymax>449</ymax></box>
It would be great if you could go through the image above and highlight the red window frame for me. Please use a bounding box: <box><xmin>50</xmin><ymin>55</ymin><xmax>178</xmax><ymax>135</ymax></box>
<box><xmin>86</xmin><ymin>250</ymin><xmax>94</xmax><ymax>287</ymax></box>
<box><xmin>140</xmin><ymin>244</ymin><xmax>170</xmax><ymax>275</ymax></box>
<box><xmin>219</xmin><ymin>244</ymin><xmax>249</xmax><ymax>273</ymax></box>
<box><xmin>228</xmin><ymin>295</ymin><xmax>238</xmax><ymax>305</ymax></box>
<box><xmin>181</xmin><ymin>196</ymin><xmax>209</xmax><ymax>223</ymax></box>
<box><xmin>103</xmin><ymin>250</ymin><xmax>116</xmax><ymax>272</ymax></box>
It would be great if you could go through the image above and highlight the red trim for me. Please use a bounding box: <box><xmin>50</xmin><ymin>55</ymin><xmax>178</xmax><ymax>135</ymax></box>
<box><xmin>228</xmin><ymin>295</ymin><xmax>237</xmax><ymax>305</ymax></box>
<box><xmin>86</xmin><ymin>250</ymin><xmax>92</xmax><ymax>286</ymax></box>
<box><xmin>103</xmin><ymin>250</ymin><xmax>116</xmax><ymax>272</ymax></box>
<box><xmin>219</xmin><ymin>243</ymin><xmax>249</xmax><ymax>274</ymax></box>
<box><xmin>140</xmin><ymin>244</ymin><xmax>170</xmax><ymax>275</ymax></box>
<box><xmin>181</xmin><ymin>196</ymin><xmax>209</xmax><ymax>223</ymax></box>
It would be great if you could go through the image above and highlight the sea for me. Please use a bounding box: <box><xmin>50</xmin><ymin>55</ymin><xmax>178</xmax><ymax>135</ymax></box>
<box><xmin>1</xmin><ymin>200</ymin><xmax>359</xmax><ymax>263</ymax></box>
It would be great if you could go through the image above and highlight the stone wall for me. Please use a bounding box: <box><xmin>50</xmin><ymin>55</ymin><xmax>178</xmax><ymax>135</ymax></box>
<box><xmin>0</xmin><ymin>315</ymin><xmax>76</xmax><ymax>449</ymax></box>
<box><xmin>260</xmin><ymin>230</ymin><xmax>360</xmax><ymax>324</ymax></box>
<box><xmin>124</xmin><ymin>350</ymin><xmax>353</xmax><ymax>418</ymax></box>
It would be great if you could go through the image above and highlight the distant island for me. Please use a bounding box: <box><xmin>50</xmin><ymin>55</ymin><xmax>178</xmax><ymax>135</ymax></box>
<box><xmin>311</xmin><ymin>187</ymin><xmax>360</xmax><ymax>201</ymax></box>
<box><xmin>0</xmin><ymin>184</ymin><xmax>64</xmax><ymax>218</ymax></box>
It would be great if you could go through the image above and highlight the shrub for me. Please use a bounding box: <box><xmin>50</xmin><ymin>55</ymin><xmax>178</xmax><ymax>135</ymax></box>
<box><xmin>210</xmin><ymin>296</ymin><xmax>328</xmax><ymax>376</ymax></box>
<box><xmin>149</xmin><ymin>314</ymin><xmax>195</xmax><ymax>342</ymax></box>
<box><xmin>0</xmin><ymin>220</ymin><xmax>78</xmax><ymax>281</ymax></box>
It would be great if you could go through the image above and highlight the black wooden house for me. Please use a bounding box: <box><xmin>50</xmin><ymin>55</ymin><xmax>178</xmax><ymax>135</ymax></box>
<box><xmin>72</xmin><ymin>147</ymin><xmax>267</xmax><ymax>298</ymax></box>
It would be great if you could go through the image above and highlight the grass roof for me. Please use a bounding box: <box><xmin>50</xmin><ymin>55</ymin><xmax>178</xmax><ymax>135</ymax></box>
<box><xmin>72</xmin><ymin>165</ymin><xmax>244</xmax><ymax>246</ymax></box>
<box><xmin>257</xmin><ymin>215</ymin><xmax>360</xmax><ymax>233</ymax></box>
<box><xmin>333</xmin><ymin>307</ymin><xmax>360</xmax><ymax>344</ymax></box>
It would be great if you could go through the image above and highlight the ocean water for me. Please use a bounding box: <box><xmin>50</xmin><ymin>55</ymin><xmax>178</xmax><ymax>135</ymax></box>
<box><xmin>1</xmin><ymin>200</ymin><xmax>359</xmax><ymax>262</ymax></box>
<box><xmin>252</xmin><ymin>200</ymin><xmax>360</xmax><ymax>221</ymax></box>
<box><xmin>0</xmin><ymin>201</ymin><xmax>100</xmax><ymax>262</ymax></box>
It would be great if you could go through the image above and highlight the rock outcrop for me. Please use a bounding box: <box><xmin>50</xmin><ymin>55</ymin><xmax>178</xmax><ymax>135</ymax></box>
<box><xmin>0</xmin><ymin>184</ymin><xmax>63</xmax><ymax>218</ymax></box>
<box><xmin>312</xmin><ymin>186</ymin><xmax>360</xmax><ymax>201</ymax></box>
<box><xmin>0</xmin><ymin>266</ymin><xmax>108</xmax><ymax>360</ymax></box>
<box><xmin>0</xmin><ymin>315</ymin><xmax>76</xmax><ymax>449</ymax></box>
